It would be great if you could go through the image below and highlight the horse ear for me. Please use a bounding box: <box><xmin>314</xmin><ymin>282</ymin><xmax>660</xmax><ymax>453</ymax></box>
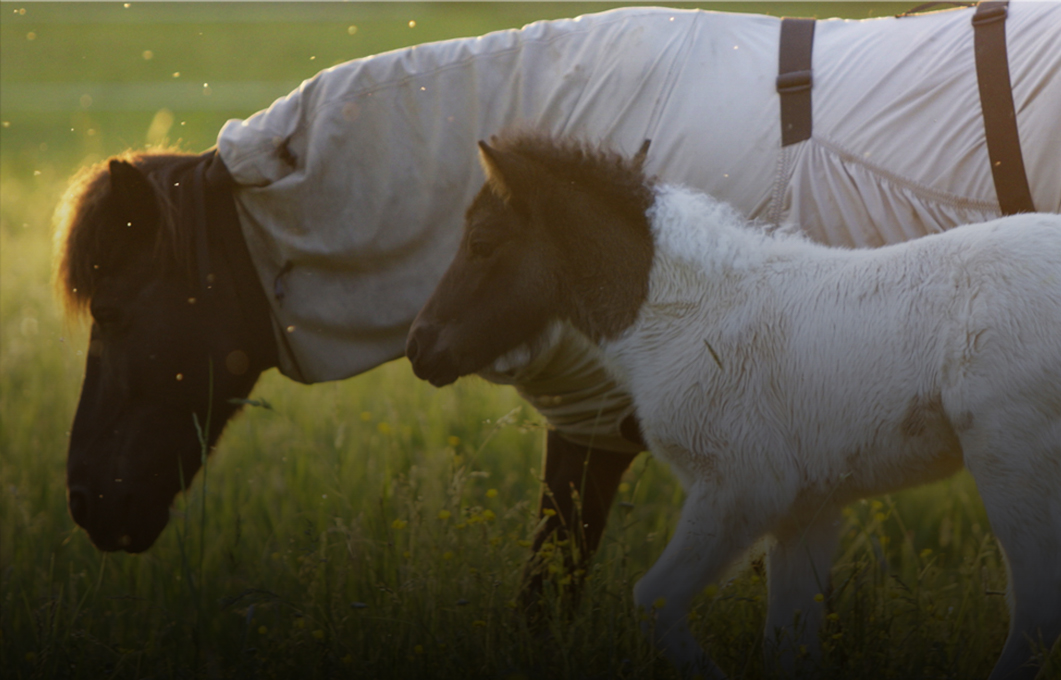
<box><xmin>477</xmin><ymin>140</ymin><xmax>517</xmax><ymax>202</ymax></box>
<box><xmin>478</xmin><ymin>140</ymin><xmax>542</xmax><ymax>209</ymax></box>
<box><xmin>108</xmin><ymin>159</ymin><xmax>160</xmax><ymax>229</ymax></box>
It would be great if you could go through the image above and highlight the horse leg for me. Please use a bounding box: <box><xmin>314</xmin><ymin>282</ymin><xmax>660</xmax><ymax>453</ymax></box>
<box><xmin>764</xmin><ymin>506</ymin><xmax>841</xmax><ymax>676</ymax></box>
<box><xmin>634</xmin><ymin>482</ymin><xmax>765</xmax><ymax>679</ymax></box>
<box><xmin>962</xmin><ymin>423</ymin><xmax>1061</xmax><ymax>680</ymax></box>
<box><xmin>520</xmin><ymin>429</ymin><xmax>640</xmax><ymax>610</ymax></box>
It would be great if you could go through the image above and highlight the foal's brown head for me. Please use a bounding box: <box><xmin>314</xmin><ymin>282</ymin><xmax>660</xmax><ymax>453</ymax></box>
<box><xmin>407</xmin><ymin>132</ymin><xmax>655</xmax><ymax>387</ymax></box>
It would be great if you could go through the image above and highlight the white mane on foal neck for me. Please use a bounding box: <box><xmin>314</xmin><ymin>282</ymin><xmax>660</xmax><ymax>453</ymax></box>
<box><xmin>646</xmin><ymin>185</ymin><xmax>808</xmax><ymax>273</ymax></box>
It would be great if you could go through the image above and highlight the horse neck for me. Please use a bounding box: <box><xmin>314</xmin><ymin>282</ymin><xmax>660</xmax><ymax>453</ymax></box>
<box><xmin>164</xmin><ymin>152</ymin><xmax>280</xmax><ymax>372</ymax></box>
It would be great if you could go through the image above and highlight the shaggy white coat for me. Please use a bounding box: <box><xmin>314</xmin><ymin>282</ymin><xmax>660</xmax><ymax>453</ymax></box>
<box><xmin>600</xmin><ymin>186</ymin><xmax>1061</xmax><ymax>679</ymax></box>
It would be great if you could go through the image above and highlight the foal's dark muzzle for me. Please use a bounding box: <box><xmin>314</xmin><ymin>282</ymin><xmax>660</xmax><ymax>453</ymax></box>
<box><xmin>406</xmin><ymin>321</ymin><xmax>461</xmax><ymax>387</ymax></box>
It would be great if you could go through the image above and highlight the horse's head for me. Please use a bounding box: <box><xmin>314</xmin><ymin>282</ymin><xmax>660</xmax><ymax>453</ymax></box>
<box><xmin>55</xmin><ymin>153</ymin><xmax>275</xmax><ymax>552</ymax></box>
<box><xmin>407</xmin><ymin>132</ymin><xmax>655</xmax><ymax>387</ymax></box>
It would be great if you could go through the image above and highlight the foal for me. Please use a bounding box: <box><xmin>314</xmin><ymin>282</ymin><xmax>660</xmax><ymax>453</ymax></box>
<box><xmin>407</xmin><ymin>132</ymin><xmax>1061</xmax><ymax>679</ymax></box>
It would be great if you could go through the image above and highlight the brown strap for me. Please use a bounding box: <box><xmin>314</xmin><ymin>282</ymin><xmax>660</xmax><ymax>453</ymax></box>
<box><xmin>973</xmin><ymin>0</ymin><xmax>1035</xmax><ymax>214</ymax></box>
<box><xmin>777</xmin><ymin>18</ymin><xmax>816</xmax><ymax>147</ymax></box>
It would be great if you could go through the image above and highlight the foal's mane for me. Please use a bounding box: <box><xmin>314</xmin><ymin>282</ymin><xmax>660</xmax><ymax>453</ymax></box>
<box><xmin>53</xmin><ymin>149</ymin><xmax>198</xmax><ymax>319</ymax></box>
<box><xmin>489</xmin><ymin>130</ymin><xmax>655</xmax><ymax>223</ymax></box>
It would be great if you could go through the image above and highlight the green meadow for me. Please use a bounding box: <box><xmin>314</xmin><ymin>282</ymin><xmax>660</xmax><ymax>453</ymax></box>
<box><xmin>1</xmin><ymin>3</ymin><xmax>1056</xmax><ymax>678</ymax></box>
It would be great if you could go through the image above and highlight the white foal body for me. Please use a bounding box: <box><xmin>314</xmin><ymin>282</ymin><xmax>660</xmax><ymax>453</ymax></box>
<box><xmin>601</xmin><ymin>187</ymin><xmax>1061</xmax><ymax>679</ymax></box>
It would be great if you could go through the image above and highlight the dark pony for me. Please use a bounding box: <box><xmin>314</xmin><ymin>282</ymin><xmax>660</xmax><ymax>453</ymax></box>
<box><xmin>55</xmin><ymin>147</ymin><xmax>642</xmax><ymax>612</ymax></box>
<box><xmin>54</xmin><ymin>150</ymin><xmax>276</xmax><ymax>552</ymax></box>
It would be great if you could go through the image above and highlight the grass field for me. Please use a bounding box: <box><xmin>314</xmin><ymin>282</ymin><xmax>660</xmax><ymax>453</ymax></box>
<box><xmin>2</xmin><ymin>3</ymin><xmax>1057</xmax><ymax>679</ymax></box>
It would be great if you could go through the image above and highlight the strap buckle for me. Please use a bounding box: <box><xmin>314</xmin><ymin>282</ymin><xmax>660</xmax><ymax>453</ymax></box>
<box><xmin>776</xmin><ymin>70</ymin><xmax>812</xmax><ymax>94</ymax></box>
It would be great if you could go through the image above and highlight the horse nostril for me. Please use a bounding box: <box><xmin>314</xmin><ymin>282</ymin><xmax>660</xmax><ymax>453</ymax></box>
<box><xmin>68</xmin><ymin>486</ymin><xmax>91</xmax><ymax>527</ymax></box>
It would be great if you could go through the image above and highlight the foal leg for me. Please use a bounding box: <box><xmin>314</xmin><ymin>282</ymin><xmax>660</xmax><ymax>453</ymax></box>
<box><xmin>520</xmin><ymin>430</ymin><xmax>641</xmax><ymax>610</ymax></box>
<box><xmin>634</xmin><ymin>482</ymin><xmax>766</xmax><ymax>679</ymax></box>
<box><xmin>764</xmin><ymin>506</ymin><xmax>842</xmax><ymax>676</ymax></box>
<box><xmin>963</xmin><ymin>426</ymin><xmax>1061</xmax><ymax>680</ymax></box>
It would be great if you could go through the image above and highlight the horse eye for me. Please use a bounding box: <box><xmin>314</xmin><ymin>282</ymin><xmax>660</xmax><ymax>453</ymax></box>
<box><xmin>468</xmin><ymin>238</ymin><xmax>495</xmax><ymax>258</ymax></box>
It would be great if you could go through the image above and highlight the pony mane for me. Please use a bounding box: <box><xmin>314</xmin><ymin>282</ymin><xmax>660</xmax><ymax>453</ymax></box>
<box><xmin>647</xmin><ymin>185</ymin><xmax>791</xmax><ymax>273</ymax></box>
<box><xmin>489</xmin><ymin>130</ymin><xmax>655</xmax><ymax>223</ymax></box>
<box><xmin>53</xmin><ymin>148</ymin><xmax>197</xmax><ymax>320</ymax></box>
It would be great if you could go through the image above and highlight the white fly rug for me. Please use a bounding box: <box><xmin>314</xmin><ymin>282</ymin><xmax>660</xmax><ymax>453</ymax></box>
<box><xmin>218</xmin><ymin>3</ymin><xmax>1060</xmax><ymax>453</ymax></box>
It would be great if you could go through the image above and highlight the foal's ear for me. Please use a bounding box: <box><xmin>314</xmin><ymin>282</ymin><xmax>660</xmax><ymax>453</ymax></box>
<box><xmin>108</xmin><ymin>159</ymin><xmax>160</xmax><ymax>229</ymax></box>
<box><xmin>477</xmin><ymin>141</ymin><xmax>539</xmax><ymax>208</ymax></box>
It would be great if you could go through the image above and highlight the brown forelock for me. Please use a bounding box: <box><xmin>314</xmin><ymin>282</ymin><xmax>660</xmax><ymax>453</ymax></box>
<box><xmin>53</xmin><ymin>150</ymin><xmax>192</xmax><ymax>320</ymax></box>
<box><xmin>491</xmin><ymin>131</ymin><xmax>656</xmax><ymax>342</ymax></box>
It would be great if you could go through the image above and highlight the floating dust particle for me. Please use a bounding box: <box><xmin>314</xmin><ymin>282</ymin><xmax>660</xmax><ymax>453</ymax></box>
<box><xmin>408</xmin><ymin>20</ymin><xmax>416</xmax><ymax>28</ymax></box>
<box><xmin>347</xmin><ymin>25</ymin><xmax>357</xmax><ymax>35</ymax></box>
<box><xmin>172</xmin><ymin>72</ymin><xmax>180</xmax><ymax>78</ymax></box>
<box><xmin>26</xmin><ymin>31</ymin><xmax>36</xmax><ymax>41</ymax></box>
<box><xmin>142</xmin><ymin>50</ymin><xmax>153</xmax><ymax>60</ymax></box>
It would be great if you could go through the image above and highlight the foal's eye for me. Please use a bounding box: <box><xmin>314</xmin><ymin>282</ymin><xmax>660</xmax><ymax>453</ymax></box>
<box><xmin>468</xmin><ymin>237</ymin><xmax>496</xmax><ymax>258</ymax></box>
